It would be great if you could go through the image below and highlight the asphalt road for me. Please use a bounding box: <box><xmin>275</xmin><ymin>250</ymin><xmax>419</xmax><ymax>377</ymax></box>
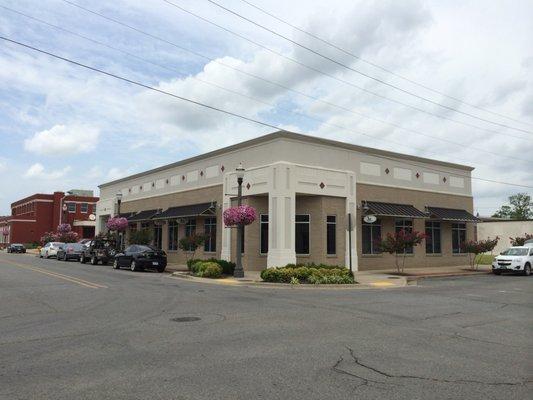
<box><xmin>0</xmin><ymin>252</ymin><xmax>531</xmax><ymax>400</ymax></box>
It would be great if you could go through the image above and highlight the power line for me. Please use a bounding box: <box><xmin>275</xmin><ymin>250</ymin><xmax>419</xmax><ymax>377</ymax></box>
<box><xmin>237</xmin><ymin>0</ymin><xmax>533</xmax><ymax>129</ymax></box>
<box><xmin>205</xmin><ymin>0</ymin><xmax>533</xmax><ymax>136</ymax></box>
<box><xmin>159</xmin><ymin>0</ymin><xmax>531</xmax><ymax>142</ymax></box>
<box><xmin>1</xmin><ymin>35</ymin><xmax>531</xmax><ymax>190</ymax></box>
<box><xmin>4</xmin><ymin>5</ymin><xmax>529</xmax><ymax>165</ymax></box>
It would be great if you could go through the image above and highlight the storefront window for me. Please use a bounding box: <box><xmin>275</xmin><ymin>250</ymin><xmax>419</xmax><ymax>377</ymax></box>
<box><xmin>452</xmin><ymin>223</ymin><xmax>466</xmax><ymax>253</ymax></box>
<box><xmin>425</xmin><ymin>221</ymin><xmax>441</xmax><ymax>254</ymax></box>
<box><xmin>295</xmin><ymin>214</ymin><xmax>310</xmax><ymax>255</ymax></box>
<box><xmin>153</xmin><ymin>225</ymin><xmax>162</xmax><ymax>250</ymax></box>
<box><xmin>326</xmin><ymin>215</ymin><xmax>336</xmax><ymax>255</ymax></box>
<box><xmin>204</xmin><ymin>217</ymin><xmax>216</xmax><ymax>252</ymax></box>
<box><xmin>362</xmin><ymin>218</ymin><xmax>381</xmax><ymax>254</ymax></box>
<box><xmin>395</xmin><ymin>219</ymin><xmax>413</xmax><ymax>254</ymax></box>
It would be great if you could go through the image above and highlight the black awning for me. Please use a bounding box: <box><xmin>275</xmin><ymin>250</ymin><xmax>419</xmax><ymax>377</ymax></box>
<box><xmin>127</xmin><ymin>209</ymin><xmax>160</xmax><ymax>222</ymax></box>
<box><xmin>118</xmin><ymin>212</ymin><xmax>135</xmax><ymax>219</ymax></box>
<box><xmin>426</xmin><ymin>207</ymin><xmax>480</xmax><ymax>222</ymax></box>
<box><xmin>153</xmin><ymin>202</ymin><xmax>216</xmax><ymax>220</ymax></box>
<box><xmin>363</xmin><ymin>201</ymin><xmax>427</xmax><ymax>218</ymax></box>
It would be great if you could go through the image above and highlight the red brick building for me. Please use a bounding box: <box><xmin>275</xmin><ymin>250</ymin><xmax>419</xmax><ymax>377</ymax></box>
<box><xmin>0</xmin><ymin>190</ymin><xmax>99</xmax><ymax>246</ymax></box>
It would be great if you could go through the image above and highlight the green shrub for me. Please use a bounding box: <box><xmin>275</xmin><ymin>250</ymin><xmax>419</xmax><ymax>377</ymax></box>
<box><xmin>187</xmin><ymin>258</ymin><xmax>200</xmax><ymax>271</ymax></box>
<box><xmin>260</xmin><ymin>265</ymin><xmax>353</xmax><ymax>284</ymax></box>
<box><xmin>206</xmin><ymin>258</ymin><xmax>235</xmax><ymax>275</ymax></box>
<box><xmin>194</xmin><ymin>261</ymin><xmax>222</xmax><ymax>278</ymax></box>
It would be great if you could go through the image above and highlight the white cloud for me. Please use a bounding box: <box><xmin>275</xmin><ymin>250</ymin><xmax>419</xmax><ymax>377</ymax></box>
<box><xmin>24</xmin><ymin>124</ymin><xmax>100</xmax><ymax>155</ymax></box>
<box><xmin>24</xmin><ymin>163</ymin><xmax>71</xmax><ymax>180</ymax></box>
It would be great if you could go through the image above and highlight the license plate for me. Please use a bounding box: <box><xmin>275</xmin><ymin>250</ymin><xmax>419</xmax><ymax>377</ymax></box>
<box><xmin>152</xmin><ymin>262</ymin><xmax>159</xmax><ymax>266</ymax></box>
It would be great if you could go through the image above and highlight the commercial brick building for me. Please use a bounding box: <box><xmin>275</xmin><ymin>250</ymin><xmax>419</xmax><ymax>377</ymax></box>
<box><xmin>0</xmin><ymin>190</ymin><xmax>99</xmax><ymax>245</ymax></box>
<box><xmin>96</xmin><ymin>131</ymin><xmax>479</xmax><ymax>271</ymax></box>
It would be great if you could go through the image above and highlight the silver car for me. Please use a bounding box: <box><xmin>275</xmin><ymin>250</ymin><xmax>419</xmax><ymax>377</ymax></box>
<box><xmin>39</xmin><ymin>242</ymin><xmax>65</xmax><ymax>258</ymax></box>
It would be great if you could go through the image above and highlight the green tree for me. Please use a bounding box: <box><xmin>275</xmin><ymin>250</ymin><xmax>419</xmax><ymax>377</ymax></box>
<box><xmin>492</xmin><ymin>193</ymin><xmax>532</xmax><ymax>220</ymax></box>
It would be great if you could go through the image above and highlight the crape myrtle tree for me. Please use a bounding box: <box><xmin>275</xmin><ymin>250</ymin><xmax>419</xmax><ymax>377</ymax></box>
<box><xmin>509</xmin><ymin>233</ymin><xmax>533</xmax><ymax>246</ymax></box>
<box><xmin>462</xmin><ymin>237</ymin><xmax>499</xmax><ymax>270</ymax></box>
<box><xmin>178</xmin><ymin>233</ymin><xmax>208</xmax><ymax>262</ymax></box>
<box><xmin>41</xmin><ymin>224</ymin><xmax>78</xmax><ymax>245</ymax></box>
<box><xmin>379</xmin><ymin>229</ymin><xmax>426</xmax><ymax>273</ymax></box>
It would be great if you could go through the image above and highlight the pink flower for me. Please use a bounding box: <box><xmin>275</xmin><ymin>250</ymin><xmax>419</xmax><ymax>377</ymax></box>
<box><xmin>223</xmin><ymin>205</ymin><xmax>257</xmax><ymax>226</ymax></box>
<box><xmin>106</xmin><ymin>217</ymin><xmax>129</xmax><ymax>232</ymax></box>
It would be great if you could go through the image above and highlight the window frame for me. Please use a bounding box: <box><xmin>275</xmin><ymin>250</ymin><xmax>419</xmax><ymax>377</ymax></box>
<box><xmin>259</xmin><ymin>214</ymin><xmax>268</xmax><ymax>255</ymax></box>
<box><xmin>185</xmin><ymin>218</ymin><xmax>196</xmax><ymax>251</ymax></box>
<box><xmin>67</xmin><ymin>203</ymin><xmax>76</xmax><ymax>213</ymax></box>
<box><xmin>295</xmin><ymin>214</ymin><xmax>310</xmax><ymax>255</ymax></box>
<box><xmin>326</xmin><ymin>215</ymin><xmax>336</xmax><ymax>255</ymax></box>
<box><xmin>425</xmin><ymin>221</ymin><xmax>442</xmax><ymax>254</ymax></box>
<box><xmin>395</xmin><ymin>218</ymin><xmax>414</xmax><ymax>254</ymax></box>
<box><xmin>80</xmin><ymin>203</ymin><xmax>89</xmax><ymax>213</ymax></box>
<box><xmin>452</xmin><ymin>223</ymin><xmax>467</xmax><ymax>254</ymax></box>
<box><xmin>168</xmin><ymin>221</ymin><xmax>179</xmax><ymax>251</ymax></box>
<box><xmin>362</xmin><ymin>218</ymin><xmax>382</xmax><ymax>255</ymax></box>
<box><xmin>203</xmin><ymin>217</ymin><xmax>217</xmax><ymax>253</ymax></box>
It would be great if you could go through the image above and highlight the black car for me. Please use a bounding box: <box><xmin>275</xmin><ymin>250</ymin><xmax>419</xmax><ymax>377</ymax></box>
<box><xmin>113</xmin><ymin>245</ymin><xmax>167</xmax><ymax>272</ymax></box>
<box><xmin>7</xmin><ymin>244</ymin><xmax>26</xmax><ymax>253</ymax></box>
<box><xmin>80</xmin><ymin>238</ymin><xmax>117</xmax><ymax>265</ymax></box>
<box><xmin>57</xmin><ymin>243</ymin><xmax>84</xmax><ymax>261</ymax></box>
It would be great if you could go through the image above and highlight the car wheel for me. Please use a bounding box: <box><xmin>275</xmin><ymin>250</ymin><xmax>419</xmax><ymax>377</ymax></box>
<box><xmin>90</xmin><ymin>256</ymin><xmax>98</xmax><ymax>265</ymax></box>
<box><xmin>157</xmin><ymin>266</ymin><xmax>166</xmax><ymax>273</ymax></box>
<box><xmin>113</xmin><ymin>259</ymin><xmax>120</xmax><ymax>269</ymax></box>
<box><xmin>493</xmin><ymin>270</ymin><xmax>502</xmax><ymax>275</ymax></box>
<box><xmin>63</xmin><ymin>254</ymin><xmax>68</xmax><ymax>261</ymax></box>
<box><xmin>130</xmin><ymin>260</ymin><xmax>138</xmax><ymax>272</ymax></box>
<box><xmin>45</xmin><ymin>251</ymin><xmax>49</xmax><ymax>259</ymax></box>
<box><xmin>80</xmin><ymin>255</ymin><xmax>86</xmax><ymax>264</ymax></box>
<box><xmin>524</xmin><ymin>263</ymin><xmax>531</xmax><ymax>276</ymax></box>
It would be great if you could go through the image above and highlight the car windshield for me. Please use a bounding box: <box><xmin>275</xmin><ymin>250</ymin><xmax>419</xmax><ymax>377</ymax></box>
<box><xmin>12</xmin><ymin>244</ymin><xmax>23</xmax><ymax>247</ymax></box>
<box><xmin>501</xmin><ymin>248</ymin><xmax>528</xmax><ymax>256</ymax></box>
<box><xmin>137</xmin><ymin>245</ymin><xmax>157</xmax><ymax>252</ymax></box>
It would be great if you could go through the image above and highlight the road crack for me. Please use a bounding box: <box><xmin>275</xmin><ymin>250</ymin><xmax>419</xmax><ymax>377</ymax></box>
<box><xmin>335</xmin><ymin>346</ymin><xmax>524</xmax><ymax>387</ymax></box>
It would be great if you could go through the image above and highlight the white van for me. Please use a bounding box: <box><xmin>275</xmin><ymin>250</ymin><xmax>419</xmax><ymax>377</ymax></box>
<box><xmin>492</xmin><ymin>243</ymin><xmax>533</xmax><ymax>276</ymax></box>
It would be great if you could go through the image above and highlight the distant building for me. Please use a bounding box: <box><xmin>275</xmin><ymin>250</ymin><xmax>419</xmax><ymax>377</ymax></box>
<box><xmin>96</xmin><ymin>131</ymin><xmax>479</xmax><ymax>271</ymax></box>
<box><xmin>0</xmin><ymin>190</ymin><xmax>99</xmax><ymax>245</ymax></box>
<box><xmin>477</xmin><ymin>218</ymin><xmax>533</xmax><ymax>253</ymax></box>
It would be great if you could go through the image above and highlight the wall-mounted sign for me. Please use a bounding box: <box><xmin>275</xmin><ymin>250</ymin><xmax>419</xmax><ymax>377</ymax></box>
<box><xmin>88</xmin><ymin>214</ymin><xmax>96</xmax><ymax>221</ymax></box>
<box><xmin>363</xmin><ymin>214</ymin><xmax>377</xmax><ymax>224</ymax></box>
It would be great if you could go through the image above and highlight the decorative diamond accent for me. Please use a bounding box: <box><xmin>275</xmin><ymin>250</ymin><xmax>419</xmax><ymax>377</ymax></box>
<box><xmin>221</xmin><ymin>165</ymin><xmax>225</xmax><ymax>172</ymax></box>
<box><xmin>246</xmin><ymin>183</ymin><xmax>251</xmax><ymax>190</ymax></box>
<box><xmin>416</xmin><ymin>172</ymin><xmax>420</xmax><ymax>179</ymax></box>
<box><xmin>443</xmin><ymin>177</ymin><xmax>447</xmax><ymax>183</ymax></box>
<box><xmin>200</xmin><ymin>171</ymin><xmax>204</xmax><ymax>177</ymax></box>
<box><xmin>319</xmin><ymin>182</ymin><xmax>325</xmax><ymax>189</ymax></box>
<box><xmin>165</xmin><ymin>179</ymin><xmax>169</xmax><ymax>184</ymax></box>
<box><xmin>385</xmin><ymin>168</ymin><xmax>390</xmax><ymax>174</ymax></box>
<box><xmin>182</xmin><ymin>175</ymin><xmax>185</xmax><ymax>180</ymax></box>
<box><xmin>128</xmin><ymin>188</ymin><xmax>131</xmax><ymax>193</ymax></box>
<box><xmin>140</xmin><ymin>185</ymin><xmax>143</xmax><ymax>191</ymax></box>
<box><xmin>152</xmin><ymin>182</ymin><xmax>155</xmax><ymax>187</ymax></box>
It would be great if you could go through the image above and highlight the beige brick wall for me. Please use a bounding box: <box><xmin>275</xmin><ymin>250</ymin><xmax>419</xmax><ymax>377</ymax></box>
<box><xmin>356</xmin><ymin>183</ymin><xmax>475</xmax><ymax>270</ymax></box>
<box><xmin>120</xmin><ymin>185</ymin><xmax>223</xmax><ymax>265</ymax></box>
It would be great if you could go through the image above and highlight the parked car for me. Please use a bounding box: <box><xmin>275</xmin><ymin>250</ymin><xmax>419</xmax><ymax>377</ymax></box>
<box><xmin>57</xmin><ymin>243</ymin><xmax>85</xmax><ymax>262</ymax></box>
<box><xmin>492</xmin><ymin>246</ymin><xmax>533</xmax><ymax>276</ymax></box>
<box><xmin>39</xmin><ymin>242</ymin><xmax>65</xmax><ymax>258</ymax></box>
<box><xmin>113</xmin><ymin>245</ymin><xmax>167</xmax><ymax>272</ymax></box>
<box><xmin>80</xmin><ymin>237</ymin><xmax>117</xmax><ymax>265</ymax></box>
<box><xmin>7</xmin><ymin>243</ymin><xmax>26</xmax><ymax>253</ymax></box>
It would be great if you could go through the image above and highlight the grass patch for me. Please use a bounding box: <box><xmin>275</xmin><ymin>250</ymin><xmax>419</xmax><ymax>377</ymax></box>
<box><xmin>474</xmin><ymin>254</ymin><xmax>495</xmax><ymax>265</ymax></box>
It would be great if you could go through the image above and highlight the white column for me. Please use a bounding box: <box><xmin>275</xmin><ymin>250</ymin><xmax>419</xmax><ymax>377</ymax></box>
<box><xmin>345</xmin><ymin>173</ymin><xmax>358</xmax><ymax>271</ymax></box>
<box><xmin>220</xmin><ymin>175</ymin><xmax>232</xmax><ymax>261</ymax></box>
<box><xmin>267</xmin><ymin>164</ymin><xmax>296</xmax><ymax>267</ymax></box>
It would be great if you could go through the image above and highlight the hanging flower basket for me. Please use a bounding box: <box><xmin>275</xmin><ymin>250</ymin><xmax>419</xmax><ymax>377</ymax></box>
<box><xmin>106</xmin><ymin>217</ymin><xmax>129</xmax><ymax>232</ymax></box>
<box><xmin>57</xmin><ymin>223</ymin><xmax>72</xmax><ymax>234</ymax></box>
<box><xmin>223</xmin><ymin>205</ymin><xmax>257</xmax><ymax>227</ymax></box>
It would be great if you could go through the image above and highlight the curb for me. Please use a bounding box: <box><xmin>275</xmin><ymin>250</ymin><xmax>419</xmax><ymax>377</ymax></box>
<box><xmin>169</xmin><ymin>272</ymin><xmax>409</xmax><ymax>290</ymax></box>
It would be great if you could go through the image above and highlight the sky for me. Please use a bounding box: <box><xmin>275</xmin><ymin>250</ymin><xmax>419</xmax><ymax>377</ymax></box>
<box><xmin>0</xmin><ymin>0</ymin><xmax>532</xmax><ymax>216</ymax></box>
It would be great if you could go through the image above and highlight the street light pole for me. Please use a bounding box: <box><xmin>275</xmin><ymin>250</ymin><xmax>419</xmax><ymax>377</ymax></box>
<box><xmin>116</xmin><ymin>192</ymin><xmax>123</xmax><ymax>250</ymax></box>
<box><xmin>62</xmin><ymin>204</ymin><xmax>68</xmax><ymax>226</ymax></box>
<box><xmin>234</xmin><ymin>163</ymin><xmax>245</xmax><ymax>278</ymax></box>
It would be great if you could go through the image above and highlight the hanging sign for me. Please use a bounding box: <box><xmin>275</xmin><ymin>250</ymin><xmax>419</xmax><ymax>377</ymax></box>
<box><xmin>363</xmin><ymin>215</ymin><xmax>377</xmax><ymax>224</ymax></box>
